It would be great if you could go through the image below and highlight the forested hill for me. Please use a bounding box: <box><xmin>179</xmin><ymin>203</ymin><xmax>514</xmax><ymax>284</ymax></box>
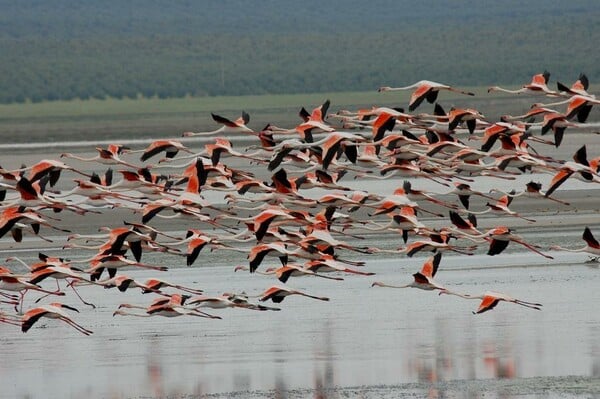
<box><xmin>1</xmin><ymin>1</ymin><xmax>598</xmax><ymax>103</ymax></box>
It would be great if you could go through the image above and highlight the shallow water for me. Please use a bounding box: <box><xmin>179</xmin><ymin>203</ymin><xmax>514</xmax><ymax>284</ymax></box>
<box><xmin>1</xmin><ymin>248</ymin><xmax>599</xmax><ymax>398</ymax></box>
<box><xmin>0</xmin><ymin>132</ymin><xmax>600</xmax><ymax>398</ymax></box>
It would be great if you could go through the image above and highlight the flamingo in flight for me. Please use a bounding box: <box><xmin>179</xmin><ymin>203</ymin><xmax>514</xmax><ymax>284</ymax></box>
<box><xmin>14</xmin><ymin>159</ymin><xmax>93</xmax><ymax>187</ymax></box>
<box><xmin>268</xmin><ymin>100</ymin><xmax>334</xmax><ymax>143</ymax></box>
<box><xmin>485</xmin><ymin>226</ymin><xmax>553</xmax><ymax>259</ymax></box>
<box><xmin>489</xmin><ymin>181</ymin><xmax>570</xmax><ymax>206</ymax></box>
<box><xmin>556</xmin><ymin>73</ymin><xmax>591</xmax><ymax>97</ymax></box>
<box><xmin>533</xmin><ymin>94</ymin><xmax>600</xmax><ymax>123</ymax></box>
<box><xmin>21</xmin><ymin>302</ymin><xmax>93</xmax><ymax>335</ymax></box>
<box><xmin>61</xmin><ymin>144</ymin><xmax>138</xmax><ymax>168</ymax></box>
<box><xmin>545</xmin><ymin>145</ymin><xmax>600</xmax><ymax>197</ymax></box>
<box><xmin>467</xmin><ymin>192</ymin><xmax>537</xmax><ymax>223</ymax></box>
<box><xmin>550</xmin><ymin>227</ymin><xmax>600</xmax><ymax>262</ymax></box>
<box><xmin>132</xmin><ymin>140</ymin><xmax>194</xmax><ymax>162</ymax></box>
<box><xmin>371</xmin><ymin>253</ymin><xmax>446</xmax><ymax>291</ymax></box>
<box><xmin>183</xmin><ymin>111</ymin><xmax>253</xmax><ymax>136</ymax></box>
<box><xmin>114</xmin><ymin>294</ymin><xmax>221</xmax><ymax>319</ymax></box>
<box><xmin>258</xmin><ymin>285</ymin><xmax>330</xmax><ymax>303</ymax></box>
<box><xmin>187</xmin><ymin>292</ymin><xmax>282</xmax><ymax>311</ymax></box>
<box><xmin>487</xmin><ymin>71</ymin><xmax>559</xmax><ymax>96</ymax></box>
<box><xmin>378</xmin><ymin>80</ymin><xmax>474</xmax><ymax>111</ymax></box>
<box><xmin>440</xmin><ymin>290</ymin><xmax>543</xmax><ymax>314</ymax></box>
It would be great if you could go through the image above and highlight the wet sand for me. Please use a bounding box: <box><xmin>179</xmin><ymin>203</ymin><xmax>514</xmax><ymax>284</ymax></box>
<box><xmin>0</xmin><ymin>132</ymin><xmax>600</xmax><ymax>398</ymax></box>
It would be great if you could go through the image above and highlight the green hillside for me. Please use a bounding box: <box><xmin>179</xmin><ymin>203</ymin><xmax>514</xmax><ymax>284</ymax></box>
<box><xmin>1</xmin><ymin>1</ymin><xmax>598</xmax><ymax>103</ymax></box>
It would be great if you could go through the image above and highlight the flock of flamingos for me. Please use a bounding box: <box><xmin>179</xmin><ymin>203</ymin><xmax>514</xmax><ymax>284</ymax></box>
<box><xmin>0</xmin><ymin>71</ymin><xmax>599</xmax><ymax>336</ymax></box>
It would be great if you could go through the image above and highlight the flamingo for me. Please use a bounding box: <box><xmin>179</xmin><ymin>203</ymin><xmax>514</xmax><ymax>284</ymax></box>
<box><xmin>51</xmin><ymin>176</ymin><xmax>144</xmax><ymax>208</ymax></box>
<box><xmin>487</xmin><ymin>71</ymin><xmax>559</xmax><ymax>96</ymax></box>
<box><xmin>85</xmin><ymin>254</ymin><xmax>168</xmax><ymax>281</ymax></box>
<box><xmin>265</xmin><ymin>264</ymin><xmax>345</xmax><ymax>284</ymax></box>
<box><xmin>402</xmin><ymin>180</ymin><xmax>459</xmax><ymax>210</ymax></box>
<box><xmin>21</xmin><ymin>303</ymin><xmax>93</xmax><ymax>335</ymax></box>
<box><xmin>183</xmin><ymin>111</ymin><xmax>253</xmax><ymax>136</ymax></box>
<box><xmin>268</xmin><ymin>100</ymin><xmax>334</xmax><ymax>142</ymax></box>
<box><xmin>446</xmin><ymin>211</ymin><xmax>484</xmax><ymax>241</ymax></box>
<box><xmin>368</xmin><ymin>187</ymin><xmax>419</xmax><ymax>216</ymax></box>
<box><xmin>186</xmin><ymin>294</ymin><xmax>280</xmax><ymax>311</ymax></box>
<box><xmin>378</xmin><ymin>80</ymin><xmax>474</xmax><ymax>111</ymax></box>
<box><xmin>489</xmin><ymin>181</ymin><xmax>570</xmax><ymax>206</ymax></box>
<box><xmin>160</xmin><ymin>138</ymin><xmax>262</xmax><ymax>166</ymax></box>
<box><xmin>26</xmin><ymin>264</ymin><xmax>98</xmax><ymax>308</ymax></box>
<box><xmin>556</xmin><ymin>73</ymin><xmax>592</xmax><ymax>97</ymax></box>
<box><xmin>500</xmin><ymin>106</ymin><xmax>558</xmax><ymax>123</ymax></box>
<box><xmin>445</xmin><ymin>182</ymin><xmax>496</xmax><ymax>210</ymax></box>
<box><xmin>532</xmin><ymin>94</ymin><xmax>600</xmax><ymax>123</ymax></box>
<box><xmin>294</xmin><ymin>170</ymin><xmax>351</xmax><ymax>192</ymax></box>
<box><xmin>299</xmin><ymin>228</ymin><xmax>372</xmax><ymax>255</ymax></box>
<box><xmin>247</xmin><ymin>242</ymin><xmax>293</xmax><ymax>273</ymax></box>
<box><xmin>446</xmin><ymin>107</ymin><xmax>485</xmax><ymax>134</ymax></box>
<box><xmin>467</xmin><ymin>192</ymin><xmax>537</xmax><ymax>223</ymax></box>
<box><xmin>370</xmin><ymin>112</ymin><xmax>397</xmax><ymax>145</ymax></box>
<box><xmin>4</xmin><ymin>177</ymin><xmax>93</xmax><ymax>215</ymax></box>
<box><xmin>114</xmin><ymin>295</ymin><xmax>221</xmax><ymax>319</ymax></box>
<box><xmin>91</xmin><ymin>274</ymin><xmax>160</xmax><ymax>293</ymax></box>
<box><xmin>19</xmin><ymin>159</ymin><xmax>93</xmax><ymax>187</ymax></box>
<box><xmin>140</xmin><ymin>278</ymin><xmax>205</xmax><ymax>295</ymax></box>
<box><xmin>0</xmin><ymin>267</ymin><xmax>65</xmax><ymax>311</ymax></box>
<box><xmin>90</xmin><ymin>226</ymin><xmax>156</xmax><ymax>262</ymax></box>
<box><xmin>368</xmin><ymin>236</ymin><xmax>476</xmax><ymax>258</ymax></box>
<box><xmin>485</xmin><ymin>226</ymin><xmax>553</xmax><ymax>259</ymax></box>
<box><xmin>258</xmin><ymin>285</ymin><xmax>330</xmax><ymax>303</ymax></box>
<box><xmin>419</xmin><ymin>103</ymin><xmax>484</xmax><ymax>134</ymax></box>
<box><xmin>133</xmin><ymin>140</ymin><xmax>194</xmax><ymax>162</ymax></box>
<box><xmin>304</xmin><ymin>256</ymin><xmax>375</xmax><ymax>277</ymax></box>
<box><xmin>533</xmin><ymin>111</ymin><xmax>583</xmax><ymax>147</ymax></box>
<box><xmin>358</xmin><ymin>206</ymin><xmax>427</xmax><ymax>243</ymax></box>
<box><xmin>371</xmin><ymin>253</ymin><xmax>446</xmax><ymax>291</ymax></box>
<box><xmin>549</xmin><ymin>227</ymin><xmax>600</xmax><ymax>262</ymax></box>
<box><xmin>61</xmin><ymin>144</ymin><xmax>138</xmax><ymax>168</ymax></box>
<box><xmin>545</xmin><ymin>145</ymin><xmax>600</xmax><ymax>197</ymax></box>
<box><xmin>299</xmin><ymin>99</ymin><xmax>330</xmax><ymax>124</ymax></box>
<box><xmin>184</xmin><ymin>235</ymin><xmax>239</xmax><ymax>266</ymax></box>
<box><xmin>439</xmin><ymin>290</ymin><xmax>542</xmax><ymax>314</ymax></box>
<box><xmin>0</xmin><ymin>206</ymin><xmax>70</xmax><ymax>242</ymax></box>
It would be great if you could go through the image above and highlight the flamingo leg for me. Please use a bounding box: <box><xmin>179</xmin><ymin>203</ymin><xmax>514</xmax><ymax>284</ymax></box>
<box><xmin>512</xmin><ymin>239</ymin><xmax>554</xmax><ymax>259</ymax></box>
<box><xmin>314</xmin><ymin>273</ymin><xmax>344</xmax><ymax>282</ymax></box>
<box><xmin>190</xmin><ymin>309</ymin><xmax>222</xmax><ymax>319</ymax></box>
<box><xmin>512</xmin><ymin>301</ymin><xmax>542</xmax><ymax>311</ymax></box>
<box><xmin>68</xmin><ymin>280</ymin><xmax>96</xmax><ymax>309</ymax></box>
<box><xmin>299</xmin><ymin>293</ymin><xmax>330</xmax><ymax>301</ymax></box>
<box><xmin>172</xmin><ymin>285</ymin><xmax>204</xmax><ymax>295</ymax></box>
<box><xmin>60</xmin><ymin>317</ymin><xmax>94</xmax><ymax>335</ymax></box>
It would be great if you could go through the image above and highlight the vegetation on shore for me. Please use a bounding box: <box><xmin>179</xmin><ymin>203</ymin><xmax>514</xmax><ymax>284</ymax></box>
<box><xmin>0</xmin><ymin>88</ymin><xmax>554</xmax><ymax>144</ymax></box>
<box><xmin>1</xmin><ymin>1</ymin><xmax>598</xmax><ymax>104</ymax></box>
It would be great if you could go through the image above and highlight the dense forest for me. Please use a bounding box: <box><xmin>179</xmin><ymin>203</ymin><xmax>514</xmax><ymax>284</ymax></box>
<box><xmin>0</xmin><ymin>1</ymin><xmax>598</xmax><ymax>103</ymax></box>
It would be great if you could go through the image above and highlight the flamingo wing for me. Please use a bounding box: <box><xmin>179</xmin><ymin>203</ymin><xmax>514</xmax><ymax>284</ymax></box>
<box><xmin>583</xmin><ymin>227</ymin><xmax>600</xmax><ymax>249</ymax></box>
<box><xmin>474</xmin><ymin>295</ymin><xmax>501</xmax><ymax>314</ymax></box>
<box><xmin>187</xmin><ymin>238</ymin><xmax>208</xmax><ymax>266</ymax></box>
<box><xmin>21</xmin><ymin>308</ymin><xmax>50</xmax><ymax>333</ymax></box>
<box><xmin>259</xmin><ymin>286</ymin><xmax>288</xmax><ymax>303</ymax></box>
<box><xmin>211</xmin><ymin>113</ymin><xmax>237</xmax><ymax>127</ymax></box>
<box><xmin>408</xmin><ymin>84</ymin><xmax>433</xmax><ymax>111</ymax></box>
<box><xmin>487</xmin><ymin>239</ymin><xmax>509</xmax><ymax>256</ymax></box>
<box><xmin>420</xmin><ymin>252</ymin><xmax>442</xmax><ymax>278</ymax></box>
<box><xmin>545</xmin><ymin>168</ymin><xmax>574</xmax><ymax>197</ymax></box>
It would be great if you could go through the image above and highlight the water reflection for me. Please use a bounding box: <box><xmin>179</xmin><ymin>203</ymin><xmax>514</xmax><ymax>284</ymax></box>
<box><xmin>592</xmin><ymin>327</ymin><xmax>600</xmax><ymax>378</ymax></box>
<box><xmin>2</xmin><ymin>258</ymin><xmax>599</xmax><ymax>399</ymax></box>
